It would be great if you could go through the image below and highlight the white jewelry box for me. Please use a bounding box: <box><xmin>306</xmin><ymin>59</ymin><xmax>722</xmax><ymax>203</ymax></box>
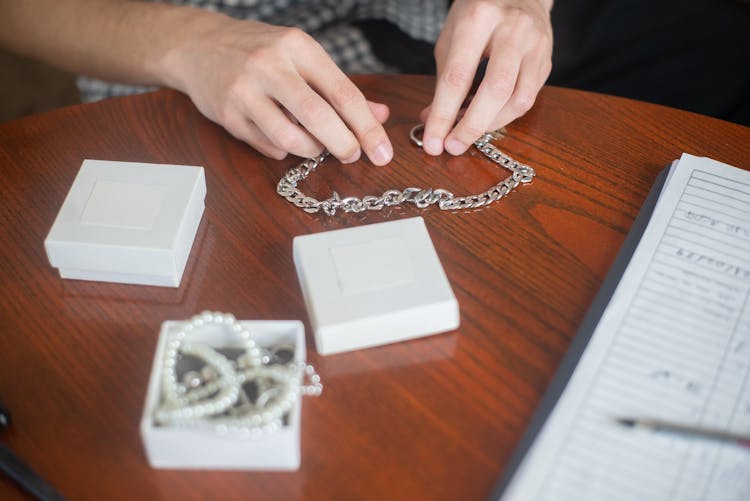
<box><xmin>141</xmin><ymin>318</ymin><xmax>306</xmax><ymax>470</ymax></box>
<box><xmin>44</xmin><ymin>159</ymin><xmax>205</xmax><ymax>287</ymax></box>
<box><xmin>293</xmin><ymin>216</ymin><xmax>460</xmax><ymax>355</ymax></box>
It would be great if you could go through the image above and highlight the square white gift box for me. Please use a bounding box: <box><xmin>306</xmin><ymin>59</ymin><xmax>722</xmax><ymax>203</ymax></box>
<box><xmin>293</xmin><ymin>216</ymin><xmax>460</xmax><ymax>355</ymax></box>
<box><xmin>45</xmin><ymin>159</ymin><xmax>205</xmax><ymax>287</ymax></box>
<box><xmin>141</xmin><ymin>315</ymin><xmax>308</xmax><ymax>470</ymax></box>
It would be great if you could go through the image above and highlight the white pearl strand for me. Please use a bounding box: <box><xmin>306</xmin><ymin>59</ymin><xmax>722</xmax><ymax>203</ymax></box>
<box><xmin>153</xmin><ymin>311</ymin><xmax>322</xmax><ymax>437</ymax></box>
<box><xmin>155</xmin><ymin>311</ymin><xmax>259</xmax><ymax>424</ymax></box>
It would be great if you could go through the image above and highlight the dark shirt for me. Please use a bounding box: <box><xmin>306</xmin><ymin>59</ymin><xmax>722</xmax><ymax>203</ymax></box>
<box><xmin>548</xmin><ymin>0</ymin><xmax>750</xmax><ymax>125</ymax></box>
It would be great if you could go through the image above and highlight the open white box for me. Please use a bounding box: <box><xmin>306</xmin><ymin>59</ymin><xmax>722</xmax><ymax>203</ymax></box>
<box><xmin>294</xmin><ymin>217</ymin><xmax>460</xmax><ymax>355</ymax></box>
<box><xmin>141</xmin><ymin>319</ymin><xmax>306</xmax><ymax>470</ymax></box>
<box><xmin>45</xmin><ymin>159</ymin><xmax>205</xmax><ymax>287</ymax></box>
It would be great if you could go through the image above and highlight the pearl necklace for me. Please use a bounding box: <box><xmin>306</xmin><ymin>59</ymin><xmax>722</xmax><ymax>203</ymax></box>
<box><xmin>154</xmin><ymin>311</ymin><xmax>322</xmax><ymax>436</ymax></box>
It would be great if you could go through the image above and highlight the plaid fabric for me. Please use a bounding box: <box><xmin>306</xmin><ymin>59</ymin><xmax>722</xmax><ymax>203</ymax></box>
<box><xmin>78</xmin><ymin>0</ymin><xmax>447</xmax><ymax>102</ymax></box>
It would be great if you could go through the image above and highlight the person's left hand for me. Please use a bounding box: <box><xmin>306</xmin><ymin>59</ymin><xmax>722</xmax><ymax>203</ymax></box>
<box><xmin>421</xmin><ymin>0</ymin><xmax>553</xmax><ymax>156</ymax></box>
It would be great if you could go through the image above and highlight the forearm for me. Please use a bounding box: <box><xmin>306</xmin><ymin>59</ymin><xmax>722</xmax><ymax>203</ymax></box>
<box><xmin>0</xmin><ymin>0</ymin><xmax>218</xmax><ymax>88</ymax></box>
<box><xmin>0</xmin><ymin>1</ymin><xmax>399</xmax><ymax>165</ymax></box>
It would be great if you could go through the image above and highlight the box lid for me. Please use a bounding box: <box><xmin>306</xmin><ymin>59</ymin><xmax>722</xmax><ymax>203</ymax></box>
<box><xmin>293</xmin><ymin>217</ymin><xmax>459</xmax><ymax>355</ymax></box>
<box><xmin>44</xmin><ymin>159</ymin><xmax>205</xmax><ymax>286</ymax></box>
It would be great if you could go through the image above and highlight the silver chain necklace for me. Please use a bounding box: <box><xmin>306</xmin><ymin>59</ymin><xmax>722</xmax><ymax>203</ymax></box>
<box><xmin>277</xmin><ymin>124</ymin><xmax>536</xmax><ymax>216</ymax></box>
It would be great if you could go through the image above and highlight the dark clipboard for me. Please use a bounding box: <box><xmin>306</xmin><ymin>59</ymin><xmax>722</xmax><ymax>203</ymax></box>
<box><xmin>488</xmin><ymin>164</ymin><xmax>671</xmax><ymax>500</ymax></box>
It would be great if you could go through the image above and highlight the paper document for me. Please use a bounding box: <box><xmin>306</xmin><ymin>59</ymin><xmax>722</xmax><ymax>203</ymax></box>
<box><xmin>497</xmin><ymin>154</ymin><xmax>750</xmax><ymax>501</ymax></box>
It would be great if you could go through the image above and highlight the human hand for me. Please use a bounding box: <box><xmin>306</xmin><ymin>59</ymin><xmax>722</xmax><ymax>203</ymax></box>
<box><xmin>420</xmin><ymin>0</ymin><xmax>553</xmax><ymax>156</ymax></box>
<box><xmin>163</xmin><ymin>15</ymin><xmax>393</xmax><ymax>164</ymax></box>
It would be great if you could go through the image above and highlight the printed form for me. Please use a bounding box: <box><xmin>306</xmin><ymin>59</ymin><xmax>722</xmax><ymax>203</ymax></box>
<box><xmin>501</xmin><ymin>154</ymin><xmax>750</xmax><ymax>501</ymax></box>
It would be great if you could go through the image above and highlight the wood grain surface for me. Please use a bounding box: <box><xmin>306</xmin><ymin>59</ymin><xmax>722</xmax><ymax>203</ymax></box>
<box><xmin>0</xmin><ymin>75</ymin><xmax>748</xmax><ymax>501</ymax></box>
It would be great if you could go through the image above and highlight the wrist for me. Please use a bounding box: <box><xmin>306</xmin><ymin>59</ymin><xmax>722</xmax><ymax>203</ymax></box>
<box><xmin>146</xmin><ymin>6</ymin><xmax>228</xmax><ymax>92</ymax></box>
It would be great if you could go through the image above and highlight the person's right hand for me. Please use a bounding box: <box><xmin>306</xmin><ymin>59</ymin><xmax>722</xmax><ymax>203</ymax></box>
<box><xmin>162</xmin><ymin>14</ymin><xmax>393</xmax><ymax>164</ymax></box>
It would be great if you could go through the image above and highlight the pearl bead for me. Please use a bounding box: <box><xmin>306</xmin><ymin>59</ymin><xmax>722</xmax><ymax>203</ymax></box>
<box><xmin>153</xmin><ymin>311</ymin><xmax>322</xmax><ymax>438</ymax></box>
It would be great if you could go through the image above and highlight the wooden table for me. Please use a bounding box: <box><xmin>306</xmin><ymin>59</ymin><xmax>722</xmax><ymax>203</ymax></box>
<box><xmin>1</xmin><ymin>75</ymin><xmax>748</xmax><ymax>501</ymax></box>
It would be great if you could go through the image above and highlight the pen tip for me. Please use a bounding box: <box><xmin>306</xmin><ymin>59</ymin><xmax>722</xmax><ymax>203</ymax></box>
<box><xmin>616</xmin><ymin>418</ymin><xmax>636</xmax><ymax>427</ymax></box>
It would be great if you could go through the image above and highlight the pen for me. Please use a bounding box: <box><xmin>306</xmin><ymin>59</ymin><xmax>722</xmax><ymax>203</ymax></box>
<box><xmin>0</xmin><ymin>399</ymin><xmax>9</xmax><ymax>429</ymax></box>
<box><xmin>616</xmin><ymin>417</ymin><xmax>750</xmax><ymax>449</ymax></box>
<box><xmin>0</xmin><ymin>398</ymin><xmax>68</xmax><ymax>501</ymax></box>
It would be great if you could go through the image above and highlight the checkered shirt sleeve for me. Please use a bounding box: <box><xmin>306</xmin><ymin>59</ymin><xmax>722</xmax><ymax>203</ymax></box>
<box><xmin>77</xmin><ymin>0</ymin><xmax>446</xmax><ymax>102</ymax></box>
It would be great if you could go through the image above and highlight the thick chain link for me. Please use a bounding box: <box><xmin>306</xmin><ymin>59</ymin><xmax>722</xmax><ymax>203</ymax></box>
<box><xmin>276</xmin><ymin>124</ymin><xmax>536</xmax><ymax>215</ymax></box>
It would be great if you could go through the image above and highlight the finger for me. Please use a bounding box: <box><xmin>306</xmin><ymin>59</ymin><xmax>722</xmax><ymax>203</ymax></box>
<box><xmin>301</xmin><ymin>56</ymin><xmax>393</xmax><ymax>166</ymax></box>
<box><xmin>279</xmin><ymin>106</ymin><xmax>326</xmax><ymax>156</ymax></box>
<box><xmin>367</xmin><ymin>100</ymin><xmax>390</xmax><ymax>124</ymax></box>
<box><xmin>422</xmin><ymin>18</ymin><xmax>494</xmax><ymax>156</ymax></box>
<box><xmin>445</xmin><ymin>38</ymin><xmax>525</xmax><ymax>154</ymax></box>
<box><xmin>419</xmin><ymin>104</ymin><xmax>431</xmax><ymax>124</ymax></box>
<box><xmin>420</xmin><ymin>104</ymin><xmax>468</xmax><ymax>136</ymax></box>
<box><xmin>246</xmin><ymin>96</ymin><xmax>326</xmax><ymax>159</ymax></box>
<box><xmin>222</xmin><ymin>111</ymin><xmax>287</xmax><ymax>160</ymax></box>
<box><xmin>269</xmin><ymin>70</ymin><xmax>365</xmax><ymax>163</ymax></box>
<box><xmin>485</xmin><ymin>43</ymin><xmax>550</xmax><ymax>131</ymax></box>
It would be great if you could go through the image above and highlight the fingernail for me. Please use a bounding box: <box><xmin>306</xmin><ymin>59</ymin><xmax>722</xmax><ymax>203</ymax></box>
<box><xmin>445</xmin><ymin>138</ymin><xmax>467</xmax><ymax>156</ymax></box>
<box><xmin>424</xmin><ymin>136</ymin><xmax>443</xmax><ymax>155</ymax></box>
<box><xmin>372</xmin><ymin>141</ymin><xmax>393</xmax><ymax>166</ymax></box>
